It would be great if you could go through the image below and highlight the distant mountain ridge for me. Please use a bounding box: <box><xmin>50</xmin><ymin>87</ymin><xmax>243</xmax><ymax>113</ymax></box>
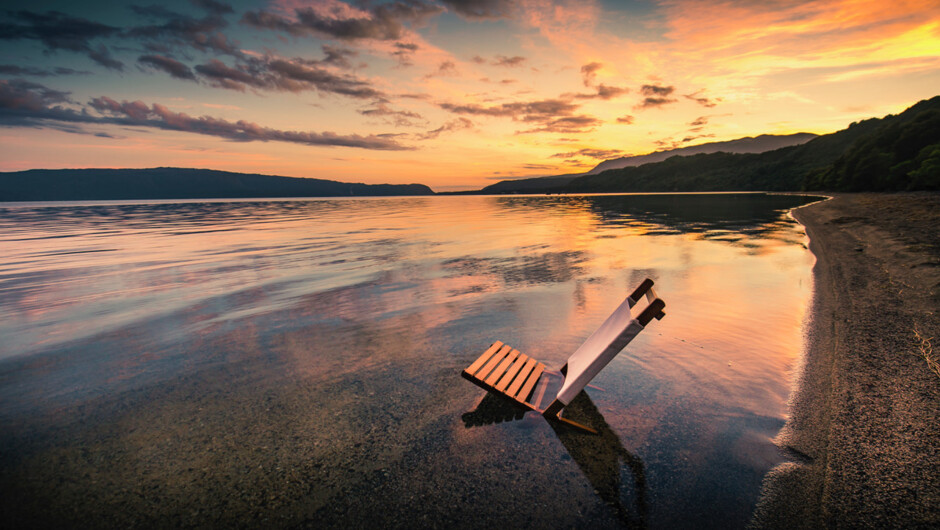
<box><xmin>482</xmin><ymin>95</ymin><xmax>940</xmax><ymax>194</ymax></box>
<box><xmin>482</xmin><ymin>133</ymin><xmax>817</xmax><ymax>193</ymax></box>
<box><xmin>0</xmin><ymin>167</ymin><xmax>434</xmax><ymax>201</ymax></box>
<box><xmin>586</xmin><ymin>133</ymin><xmax>818</xmax><ymax>174</ymax></box>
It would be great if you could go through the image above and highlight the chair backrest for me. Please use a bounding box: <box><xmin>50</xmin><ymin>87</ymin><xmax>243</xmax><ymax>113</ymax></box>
<box><xmin>554</xmin><ymin>279</ymin><xmax>664</xmax><ymax>406</ymax></box>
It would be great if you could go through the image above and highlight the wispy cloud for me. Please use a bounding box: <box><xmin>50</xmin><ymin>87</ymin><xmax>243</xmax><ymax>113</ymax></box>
<box><xmin>242</xmin><ymin>0</ymin><xmax>444</xmax><ymax>41</ymax></box>
<box><xmin>580</xmin><ymin>62</ymin><xmax>603</xmax><ymax>86</ymax></box>
<box><xmin>416</xmin><ymin>117</ymin><xmax>473</xmax><ymax>139</ymax></box>
<box><xmin>0</xmin><ymin>65</ymin><xmax>90</xmax><ymax>77</ymax></box>
<box><xmin>0</xmin><ymin>79</ymin><xmax>409</xmax><ymax>151</ymax></box>
<box><xmin>193</xmin><ymin>55</ymin><xmax>383</xmax><ymax>98</ymax></box>
<box><xmin>440</xmin><ymin>96</ymin><xmax>601</xmax><ymax>133</ymax></box>
<box><xmin>573</xmin><ymin>84</ymin><xmax>629</xmax><ymax>100</ymax></box>
<box><xmin>492</xmin><ymin>55</ymin><xmax>526</xmax><ymax>67</ymax></box>
<box><xmin>138</xmin><ymin>55</ymin><xmax>197</xmax><ymax>81</ymax></box>
<box><xmin>517</xmin><ymin>115</ymin><xmax>602</xmax><ymax>134</ymax></box>
<box><xmin>0</xmin><ymin>10</ymin><xmax>124</xmax><ymax>70</ymax></box>
<box><xmin>550</xmin><ymin>148</ymin><xmax>624</xmax><ymax>159</ymax></box>
<box><xmin>684</xmin><ymin>89</ymin><xmax>719</xmax><ymax>107</ymax></box>
<box><xmin>127</xmin><ymin>3</ymin><xmax>240</xmax><ymax>57</ymax></box>
<box><xmin>442</xmin><ymin>0</ymin><xmax>515</xmax><ymax>20</ymax></box>
<box><xmin>426</xmin><ymin>60</ymin><xmax>459</xmax><ymax>78</ymax></box>
<box><xmin>358</xmin><ymin>102</ymin><xmax>425</xmax><ymax>127</ymax></box>
<box><xmin>637</xmin><ymin>84</ymin><xmax>677</xmax><ymax>109</ymax></box>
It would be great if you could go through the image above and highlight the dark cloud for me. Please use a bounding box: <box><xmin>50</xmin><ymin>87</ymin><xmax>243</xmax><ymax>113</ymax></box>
<box><xmin>194</xmin><ymin>58</ymin><xmax>257</xmax><ymax>90</ymax></box>
<box><xmin>550</xmin><ymin>148</ymin><xmax>624</xmax><ymax>160</ymax></box>
<box><xmin>1</xmin><ymin>80</ymin><xmax>409</xmax><ymax>150</ymax></box>
<box><xmin>440</xmin><ymin>98</ymin><xmax>579</xmax><ymax>120</ymax></box>
<box><xmin>127</xmin><ymin>4</ymin><xmax>240</xmax><ymax>56</ymax></box>
<box><xmin>417</xmin><ymin>117</ymin><xmax>473</xmax><ymax>139</ymax></box>
<box><xmin>358</xmin><ymin>102</ymin><xmax>425</xmax><ymax>127</ymax></box>
<box><xmin>517</xmin><ymin>115</ymin><xmax>603</xmax><ymax>135</ymax></box>
<box><xmin>0</xmin><ymin>78</ymin><xmax>88</xmax><ymax>127</ymax></box>
<box><xmin>684</xmin><ymin>91</ymin><xmax>719</xmax><ymax>107</ymax></box>
<box><xmin>138</xmin><ymin>54</ymin><xmax>197</xmax><ymax>80</ymax></box>
<box><xmin>616</xmin><ymin>115</ymin><xmax>634</xmax><ymax>124</ymax></box>
<box><xmin>391</xmin><ymin>42</ymin><xmax>418</xmax><ymax>66</ymax></box>
<box><xmin>190</xmin><ymin>0</ymin><xmax>234</xmax><ymax>16</ymax></box>
<box><xmin>440</xmin><ymin>97</ymin><xmax>599</xmax><ymax>134</ymax></box>
<box><xmin>492</xmin><ymin>55</ymin><xmax>525</xmax><ymax>67</ymax></box>
<box><xmin>266</xmin><ymin>58</ymin><xmax>381</xmax><ymax>97</ymax></box>
<box><xmin>688</xmin><ymin>116</ymin><xmax>708</xmax><ymax>127</ymax></box>
<box><xmin>471</xmin><ymin>55</ymin><xmax>486</xmax><ymax>64</ymax></box>
<box><xmin>441</xmin><ymin>0</ymin><xmax>514</xmax><ymax>20</ymax></box>
<box><xmin>0</xmin><ymin>79</ymin><xmax>72</xmax><ymax>109</ymax></box>
<box><xmin>322</xmin><ymin>44</ymin><xmax>359</xmax><ymax>69</ymax></box>
<box><xmin>426</xmin><ymin>60</ymin><xmax>458</xmax><ymax>78</ymax></box>
<box><xmin>241</xmin><ymin>1</ymin><xmax>444</xmax><ymax>41</ymax></box>
<box><xmin>194</xmin><ymin>56</ymin><xmax>382</xmax><ymax>98</ymax></box>
<box><xmin>0</xmin><ymin>10</ymin><xmax>124</xmax><ymax>70</ymax></box>
<box><xmin>637</xmin><ymin>85</ymin><xmax>677</xmax><ymax>109</ymax></box>
<box><xmin>580</xmin><ymin>62</ymin><xmax>603</xmax><ymax>86</ymax></box>
<box><xmin>574</xmin><ymin>83</ymin><xmax>629</xmax><ymax>100</ymax></box>
<box><xmin>90</xmin><ymin>96</ymin><xmax>410</xmax><ymax>149</ymax></box>
<box><xmin>681</xmin><ymin>133</ymin><xmax>715</xmax><ymax>143</ymax></box>
<box><xmin>0</xmin><ymin>64</ymin><xmax>90</xmax><ymax>76</ymax></box>
<box><xmin>641</xmin><ymin>84</ymin><xmax>675</xmax><ymax>96</ymax></box>
<box><xmin>0</xmin><ymin>79</ymin><xmax>408</xmax><ymax>151</ymax></box>
<box><xmin>637</xmin><ymin>96</ymin><xmax>677</xmax><ymax>108</ymax></box>
<box><xmin>86</xmin><ymin>45</ymin><xmax>123</xmax><ymax>70</ymax></box>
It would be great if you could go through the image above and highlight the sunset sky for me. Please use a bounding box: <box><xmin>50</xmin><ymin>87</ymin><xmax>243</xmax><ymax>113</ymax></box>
<box><xmin>1</xmin><ymin>0</ymin><xmax>938</xmax><ymax>191</ymax></box>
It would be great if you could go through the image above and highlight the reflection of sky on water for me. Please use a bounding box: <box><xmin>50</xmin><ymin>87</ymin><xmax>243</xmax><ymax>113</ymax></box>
<box><xmin>0</xmin><ymin>194</ymin><xmax>817</xmax><ymax>528</ymax></box>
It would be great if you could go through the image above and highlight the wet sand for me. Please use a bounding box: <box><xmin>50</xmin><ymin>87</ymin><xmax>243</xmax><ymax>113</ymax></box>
<box><xmin>752</xmin><ymin>193</ymin><xmax>940</xmax><ymax>528</ymax></box>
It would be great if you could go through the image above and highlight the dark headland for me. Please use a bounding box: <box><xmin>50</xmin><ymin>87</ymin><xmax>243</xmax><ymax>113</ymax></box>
<box><xmin>0</xmin><ymin>167</ymin><xmax>433</xmax><ymax>201</ymax></box>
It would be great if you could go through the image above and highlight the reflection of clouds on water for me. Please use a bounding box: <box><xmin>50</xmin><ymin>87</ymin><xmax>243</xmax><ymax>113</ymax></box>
<box><xmin>443</xmin><ymin>250</ymin><xmax>587</xmax><ymax>287</ymax></box>
<box><xmin>0</xmin><ymin>194</ymin><xmax>816</xmax><ymax>528</ymax></box>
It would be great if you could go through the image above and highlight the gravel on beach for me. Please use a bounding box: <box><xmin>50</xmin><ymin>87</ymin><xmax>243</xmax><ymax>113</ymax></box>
<box><xmin>752</xmin><ymin>192</ymin><xmax>940</xmax><ymax>528</ymax></box>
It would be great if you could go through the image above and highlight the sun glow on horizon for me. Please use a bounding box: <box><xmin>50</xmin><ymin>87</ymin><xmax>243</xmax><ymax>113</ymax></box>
<box><xmin>0</xmin><ymin>0</ymin><xmax>938</xmax><ymax>191</ymax></box>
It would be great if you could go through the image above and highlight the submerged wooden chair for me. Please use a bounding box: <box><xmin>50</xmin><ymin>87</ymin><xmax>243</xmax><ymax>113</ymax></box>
<box><xmin>461</xmin><ymin>278</ymin><xmax>665</xmax><ymax>433</ymax></box>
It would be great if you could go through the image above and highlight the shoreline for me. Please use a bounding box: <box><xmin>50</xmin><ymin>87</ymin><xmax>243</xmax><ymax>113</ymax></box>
<box><xmin>753</xmin><ymin>192</ymin><xmax>940</xmax><ymax>527</ymax></box>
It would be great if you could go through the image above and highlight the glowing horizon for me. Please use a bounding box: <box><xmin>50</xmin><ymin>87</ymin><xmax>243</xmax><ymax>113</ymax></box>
<box><xmin>1</xmin><ymin>0</ymin><xmax>938</xmax><ymax>191</ymax></box>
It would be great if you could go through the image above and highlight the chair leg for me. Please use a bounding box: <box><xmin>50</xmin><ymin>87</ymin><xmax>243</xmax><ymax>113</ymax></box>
<box><xmin>542</xmin><ymin>399</ymin><xmax>598</xmax><ymax>434</ymax></box>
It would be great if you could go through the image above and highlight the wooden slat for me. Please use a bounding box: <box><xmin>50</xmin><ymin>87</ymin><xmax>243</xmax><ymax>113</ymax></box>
<box><xmin>515</xmin><ymin>362</ymin><xmax>545</xmax><ymax>403</ymax></box>
<box><xmin>532</xmin><ymin>375</ymin><xmax>550</xmax><ymax>409</ymax></box>
<box><xmin>494</xmin><ymin>354</ymin><xmax>529</xmax><ymax>392</ymax></box>
<box><xmin>464</xmin><ymin>341</ymin><xmax>504</xmax><ymax>376</ymax></box>
<box><xmin>474</xmin><ymin>345</ymin><xmax>512</xmax><ymax>381</ymax></box>
<box><xmin>485</xmin><ymin>349</ymin><xmax>519</xmax><ymax>386</ymax></box>
<box><xmin>505</xmin><ymin>358</ymin><xmax>537</xmax><ymax>397</ymax></box>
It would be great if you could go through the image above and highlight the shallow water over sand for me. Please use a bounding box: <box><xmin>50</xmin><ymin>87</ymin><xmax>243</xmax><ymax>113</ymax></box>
<box><xmin>0</xmin><ymin>194</ymin><xmax>815</xmax><ymax>528</ymax></box>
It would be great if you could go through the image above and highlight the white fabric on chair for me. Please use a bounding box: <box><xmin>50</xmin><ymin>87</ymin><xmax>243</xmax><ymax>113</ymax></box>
<box><xmin>554</xmin><ymin>295</ymin><xmax>645</xmax><ymax>405</ymax></box>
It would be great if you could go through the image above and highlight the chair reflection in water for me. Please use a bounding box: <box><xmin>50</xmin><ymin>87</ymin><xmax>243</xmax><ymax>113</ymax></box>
<box><xmin>461</xmin><ymin>278</ymin><xmax>665</xmax><ymax>433</ymax></box>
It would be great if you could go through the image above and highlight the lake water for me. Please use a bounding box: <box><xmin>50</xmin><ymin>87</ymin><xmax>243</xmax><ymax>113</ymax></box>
<box><xmin>0</xmin><ymin>193</ymin><xmax>817</xmax><ymax>528</ymax></box>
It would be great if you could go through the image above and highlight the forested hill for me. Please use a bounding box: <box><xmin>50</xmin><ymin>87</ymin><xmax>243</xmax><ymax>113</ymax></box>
<box><xmin>0</xmin><ymin>167</ymin><xmax>434</xmax><ymax>201</ymax></box>
<box><xmin>493</xmin><ymin>95</ymin><xmax>940</xmax><ymax>194</ymax></box>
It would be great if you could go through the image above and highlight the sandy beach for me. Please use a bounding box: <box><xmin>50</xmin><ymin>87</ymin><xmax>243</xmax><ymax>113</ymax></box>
<box><xmin>753</xmin><ymin>193</ymin><xmax>940</xmax><ymax>528</ymax></box>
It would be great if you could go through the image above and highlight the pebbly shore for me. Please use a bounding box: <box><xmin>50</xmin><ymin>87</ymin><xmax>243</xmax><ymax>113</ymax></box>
<box><xmin>752</xmin><ymin>192</ymin><xmax>940</xmax><ymax>528</ymax></box>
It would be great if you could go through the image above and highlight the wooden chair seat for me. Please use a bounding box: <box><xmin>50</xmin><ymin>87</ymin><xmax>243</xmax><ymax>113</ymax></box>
<box><xmin>461</xmin><ymin>278</ymin><xmax>666</xmax><ymax>433</ymax></box>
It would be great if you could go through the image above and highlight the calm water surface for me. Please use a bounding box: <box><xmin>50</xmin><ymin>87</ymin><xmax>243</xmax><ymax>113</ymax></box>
<box><xmin>0</xmin><ymin>194</ymin><xmax>816</xmax><ymax>528</ymax></box>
